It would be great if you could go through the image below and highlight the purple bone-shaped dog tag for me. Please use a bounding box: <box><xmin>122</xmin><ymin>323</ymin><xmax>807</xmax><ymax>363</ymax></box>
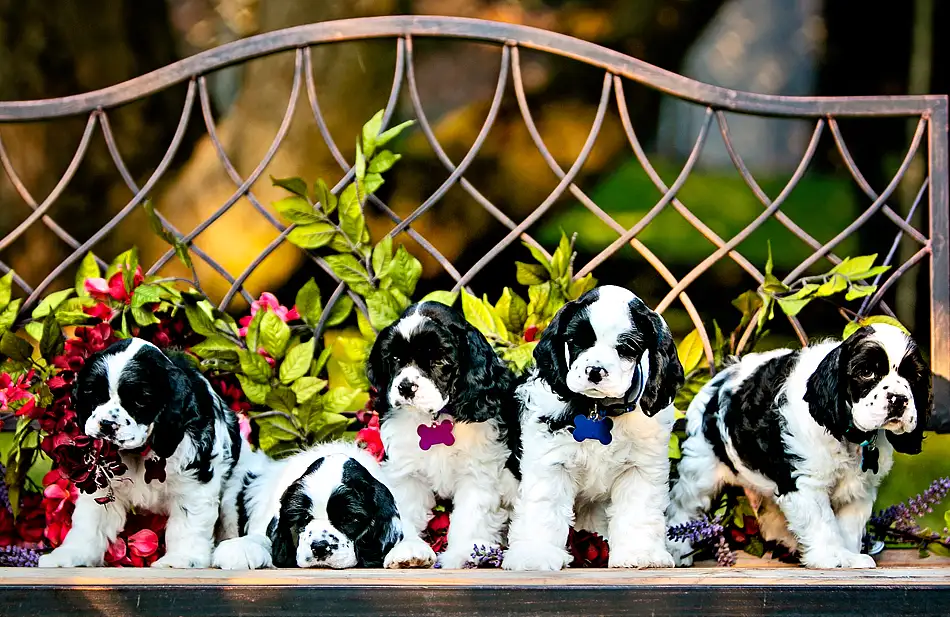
<box><xmin>573</xmin><ymin>414</ymin><xmax>613</xmax><ymax>445</ymax></box>
<box><xmin>418</xmin><ymin>419</ymin><xmax>455</xmax><ymax>450</ymax></box>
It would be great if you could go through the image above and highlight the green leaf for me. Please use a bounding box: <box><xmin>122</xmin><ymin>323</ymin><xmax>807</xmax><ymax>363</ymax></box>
<box><xmin>244</xmin><ymin>308</ymin><xmax>265</xmax><ymax>353</ymax></box>
<box><xmin>844</xmin><ymin>315</ymin><xmax>909</xmax><ymax>339</ymax></box>
<box><xmin>0</xmin><ymin>270</ymin><xmax>13</xmax><ymax>309</ymax></box>
<box><xmin>265</xmin><ymin>387</ymin><xmax>297</xmax><ymax>414</ymax></box>
<box><xmin>24</xmin><ymin>321</ymin><xmax>43</xmax><ymax>341</ymax></box>
<box><xmin>325</xmin><ymin>254</ymin><xmax>374</xmax><ymax>296</ymax></box>
<box><xmin>313</xmin><ymin>178</ymin><xmax>338</xmax><ymax>215</ymax></box>
<box><xmin>375</xmin><ymin>119</ymin><xmax>415</xmax><ymax>149</ymax></box>
<box><xmin>295</xmin><ymin>278</ymin><xmax>323</xmax><ymax>327</ymax></box>
<box><xmin>461</xmin><ymin>290</ymin><xmax>498</xmax><ymax>339</ymax></box>
<box><xmin>325</xmin><ymin>295</ymin><xmax>354</xmax><ymax>327</ymax></box>
<box><xmin>338</xmin><ymin>184</ymin><xmax>366</xmax><ymax>245</ymax></box>
<box><xmin>274</xmin><ymin>196</ymin><xmax>321</xmax><ymax>225</ymax></box>
<box><xmin>732</xmin><ymin>290</ymin><xmax>763</xmax><ymax>331</ymax></box>
<box><xmin>259</xmin><ymin>310</ymin><xmax>291</xmax><ymax>359</ymax></box>
<box><xmin>239</xmin><ymin>350</ymin><xmax>273</xmax><ymax>383</ymax></box>
<box><xmin>388</xmin><ymin>245</ymin><xmax>422</xmax><ymax>297</ymax></box>
<box><xmin>368</xmin><ymin>150</ymin><xmax>400</xmax><ymax>174</ymax></box>
<box><xmin>191</xmin><ymin>335</ymin><xmax>241</xmax><ymax>358</ymax></box>
<box><xmin>372</xmin><ymin>235</ymin><xmax>393</xmax><ymax>279</ymax></box>
<box><xmin>550</xmin><ymin>232</ymin><xmax>572</xmax><ymax>279</ymax></box>
<box><xmin>338</xmin><ymin>359</ymin><xmax>371</xmax><ymax>390</ymax></box>
<box><xmin>420</xmin><ymin>290</ymin><xmax>457</xmax><ymax>306</ymax></box>
<box><xmin>39</xmin><ymin>315</ymin><xmax>65</xmax><ymax>358</ymax></box>
<box><xmin>849</xmin><ymin>265</ymin><xmax>890</xmax><ymax>281</ymax></box>
<box><xmin>236</xmin><ymin>374</ymin><xmax>271</xmax><ymax>405</ymax></box>
<box><xmin>523</xmin><ymin>241</ymin><xmax>553</xmax><ymax>275</ymax></box>
<box><xmin>357</xmin><ymin>309</ymin><xmax>375</xmax><ymax>339</ymax></box>
<box><xmin>366</xmin><ymin>289</ymin><xmax>402</xmax><ymax>330</ymax></box>
<box><xmin>762</xmin><ymin>272</ymin><xmax>789</xmax><ymax>294</ymax></box>
<box><xmin>271</xmin><ymin>175</ymin><xmax>309</xmax><ymax>198</ymax></box>
<box><xmin>333</xmin><ymin>335</ymin><xmax>371</xmax><ymax>363</ymax></box>
<box><xmin>764</xmin><ymin>240</ymin><xmax>775</xmax><ymax>277</ymax></box>
<box><xmin>308</xmin><ymin>411</ymin><xmax>350</xmax><ymax>443</ymax></box>
<box><xmin>280</xmin><ymin>337</ymin><xmax>316</xmax><ymax>384</ymax></box>
<box><xmin>483</xmin><ymin>293</ymin><xmax>509</xmax><ymax>340</ymax></box>
<box><xmin>255</xmin><ymin>413</ymin><xmax>301</xmax><ymax>455</ymax></box>
<box><xmin>829</xmin><ymin>254</ymin><xmax>878</xmax><ymax>278</ymax></box>
<box><xmin>185</xmin><ymin>303</ymin><xmax>218</xmax><ymax>337</ymax></box>
<box><xmin>288</xmin><ymin>222</ymin><xmax>336</xmax><ymax>249</ymax></box>
<box><xmin>355</xmin><ymin>140</ymin><xmax>367</xmax><ymax>181</ymax></box>
<box><xmin>0</xmin><ymin>330</ymin><xmax>32</xmax><ymax>362</ymax></box>
<box><xmin>527</xmin><ymin>282</ymin><xmax>553</xmax><ymax>321</ymax></box>
<box><xmin>815</xmin><ymin>273</ymin><xmax>848</xmax><ymax>297</ymax></box>
<box><xmin>361</xmin><ymin>109</ymin><xmax>385</xmax><ymax>159</ymax></box>
<box><xmin>501</xmin><ymin>342</ymin><xmax>536</xmax><ymax>374</ymax></box>
<box><xmin>291</xmin><ymin>376</ymin><xmax>326</xmax><ymax>404</ymax></box>
<box><xmin>568</xmin><ymin>274</ymin><xmax>597</xmax><ymax>300</ymax></box>
<box><xmin>31</xmin><ymin>289</ymin><xmax>75</xmax><ymax>319</ymax></box>
<box><xmin>313</xmin><ymin>347</ymin><xmax>332</xmax><ymax>376</ymax></box>
<box><xmin>362</xmin><ymin>173</ymin><xmax>384</xmax><ymax>195</ymax></box>
<box><xmin>75</xmin><ymin>252</ymin><xmax>100</xmax><ymax>296</ymax></box>
<box><xmin>130</xmin><ymin>284</ymin><xmax>163</xmax><ymax>308</ymax></box>
<box><xmin>323</xmin><ymin>387</ymin><xmax>361</xmax><ymax>414</ymax></box>
<box><xmin>668</xmin><ymin>433</ymin><xmax>682</xmax><ymax>460</ymax></box>
<box><xmin>776</xmin><ymin>295</ymin><xmax>812</xmax><ymax>318</ymax></box>
<box><xmin>0</xmin><ymin>299</ymin><xmax>23</xmax><ymax>334</ymax></box>
<box><xmin>845</xmin><ymin>283</ymin><xmax>877</xmax><ymax>301</ymax></box>
<box><xmin>516</xmin><ymin>262</ymin><xmax>548</xmax><ymax>286</ymax></box>
<box><xmin>495</xmin><ymin>287</ymin><xmax>528</xmax><ymax>335</ymax></box>
<box><xmin>131</xmin><ymin>305</ymin><xmax>161</xmax><ymax>327</ymax></box>
<box><xmin>54</xmin><ymin>297</ymin><xmax>94</xmax><ymax>326</ymax></box>
<box><xmin>677</xmin><ymin>329</ymin><xmax>706</xmax><ymax>375</ymax></box>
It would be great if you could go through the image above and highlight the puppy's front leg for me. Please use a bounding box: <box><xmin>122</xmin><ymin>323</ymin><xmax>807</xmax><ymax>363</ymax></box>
<box><xmin>383</xmin><ymin>473</ymin><xmax>437</xmax><ymax>568</ymax></box>
<box><xmin>438</xmin><ymin>475</ymin><xmax>506</xmax><ymax>569</ymax></box>
<box><xmin>607</xmin><ymin>463</ymin><xmax>675</xmax><ymax>568</ymax></box>
<box><xmin>835</xmin><ymin>493</ymin><xmax>876</xmax><ymax>556</ymax></box>
<box><xmin>777</xmin><ymin>487</ymin><xmax>875</xmax><ymax>569</ymax></box>
<box><xmin>153</xmin><ymin>482</ymin><xmax>218</xmax><ymax>568</ymax></box>
<box><xmin>502</xmin><ymin>461</ymin><xmax>575</xmax><ymax>571</ymax></box>
<box><xmin>38</xmin><ymin>493</ymin><xmax>126</xmax><ymax>567</ymax></box>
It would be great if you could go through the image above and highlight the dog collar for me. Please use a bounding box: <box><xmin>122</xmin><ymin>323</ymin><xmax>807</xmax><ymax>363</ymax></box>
<box><xmin>572</xmin><ymin>356</ymin><xmax>647</xmax><ymax>445</ymax></box>
<box><xmin>845</xmin><ymin>424</ymin><xmax>879</xmax><ymax>474</ymax></box>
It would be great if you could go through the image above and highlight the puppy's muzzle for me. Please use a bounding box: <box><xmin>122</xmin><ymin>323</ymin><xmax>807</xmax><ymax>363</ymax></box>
<box><xmin>397</xmin><ymin>379</ymin><xmax>419</xmax><ymax>400</ymax></box>
<box><xmin>97</xmin><ymin>419</ymin><xmax>119</xmax><ymax>437</ymax></box>
<box><xmin>886</xmin><ymin>393</ymin><xmax>909</xmax><ymax>420</ymax></box>
<box><xmin>311</xmin><ymin>540</ymin><xmax>332</xmax><ymax>560</ymax></box>
<box><xmin>586</xmin><ymin>365</ymin><xmax>607</xmax><ymax>384</ymax></box>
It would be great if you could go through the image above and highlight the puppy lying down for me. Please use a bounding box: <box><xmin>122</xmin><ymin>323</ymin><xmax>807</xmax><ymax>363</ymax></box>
<box><xmin>213</xmin><ymin>442</ymin><xmax>403</xmax><ymax>569</ymax></box>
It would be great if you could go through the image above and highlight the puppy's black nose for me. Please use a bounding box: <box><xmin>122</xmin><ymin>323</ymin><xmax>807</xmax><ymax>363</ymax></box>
<box><xmin>587</xmin><ymin>366</ymin><xmax>606</xmax><ymax>384</ymax></box>
<box><xmin>311</xmin><ymin>540</ymin><xmax>331</xmax><ymax>560</ymax></box>
<box><xmin>886</xmin><ymin>393</ymin><xmax>909</xmax><ymax>418</ymax></box>
<box><xmin>398</xmin><ymin>379</ymin><xmax>418</xmax><ymax>400</ymax></box>
<box><xmin>99</xmin><ymin>419</ymin><xmax>118</xmax><ymax>436</ymax></box>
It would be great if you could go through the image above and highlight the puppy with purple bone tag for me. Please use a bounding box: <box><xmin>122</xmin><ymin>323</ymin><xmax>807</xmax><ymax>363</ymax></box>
<box><xmin>503</xmin><ymin>286</ymin><xmax>684</xmax><ymax>571</ymax></box>
<box><xmin>367</xmin><ymin>301</ymin><xmax>521</xmax><ymax>569</ymax></box>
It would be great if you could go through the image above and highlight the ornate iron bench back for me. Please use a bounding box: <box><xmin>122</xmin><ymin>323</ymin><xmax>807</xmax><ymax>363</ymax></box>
<box><xmin>0</xmin><ymin>16</ymin><xmax>947</xmax><ymax>410</ymax></box>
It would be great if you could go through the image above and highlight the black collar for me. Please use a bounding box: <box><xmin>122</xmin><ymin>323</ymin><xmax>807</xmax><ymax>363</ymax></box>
<box><xmin>844</xmin><ymin>425</ymin><xmax>879</xmax><ymax>473</ymax></box>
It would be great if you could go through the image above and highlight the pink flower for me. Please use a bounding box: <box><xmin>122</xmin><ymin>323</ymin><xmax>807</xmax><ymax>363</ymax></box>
<box><xmin>83</xmin><ymin>266</ymin><xmax>144</xmax><ymax>304</ymax></box>
<box><xmin>127</xmin><ymin>529</ymin><xmax>159</xmax><ymax>558</ymax></box>
<box><xmin>1</xmin><ymin>370</ymin><xmax>36</xmax><ymax>414</ymax></box>
<box><xmin>238</xmin><ymin>415</ymin><xmax>252</xmax><ymax>442</ymax></box>
<box><xmin>238</xmin><ymin>292</ymin><xmax>300</xmax><ymax>337</ymax></box>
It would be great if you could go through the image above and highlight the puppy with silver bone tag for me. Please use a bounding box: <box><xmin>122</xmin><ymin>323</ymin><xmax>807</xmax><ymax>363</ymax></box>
<box><xmin>367</xmin><ymin>301</ymin><xmax>522</xmax><ymax>569</ymax></box>
<box><xmin>503</xmin><ymin>285</ymin><xmax>684</xmax><ymax>571</ymax></box>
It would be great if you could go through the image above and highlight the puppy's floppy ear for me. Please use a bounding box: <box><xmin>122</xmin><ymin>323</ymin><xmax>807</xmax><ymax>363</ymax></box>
<box><xmin>354</xmin><ymin>479</ymin><xmax>403</xmax><ymax>567</ymax></box>
<box><xmin>638</xmin><ymin>308</ymin><xmax>685</xmax><ymax>416</ymax></box>
<box><xmin>451</xmin><ymin>317</ymin><xmax>514</xmax><ymax>422</ymax></box>
<box><xmin>366</xmin><ymin>325</ymin><xmax>394</xmax><ymax>417</ymax></box>
<box><xmin>266</xmin><ymin>515</ymin><xmax>295</xmax><ymax>568</ymax></box>
<box><xmin>888</xmin><ymin>344</ymin><xmax>932</xmax><ymax>454</ymax></box>
<box><xmin>533</xmin><ymin>298</ymin><xmax>583</xmax><ymax>401</ymax></box>
<box><xmin>145</xmin><ymin>348</ymin><xmax>195</xmax><ymax>459</ymax></box>
<box><xmin>804</xmin><ymin>345</ymin><xmax>850</xmax><ymax>439</ymax></box>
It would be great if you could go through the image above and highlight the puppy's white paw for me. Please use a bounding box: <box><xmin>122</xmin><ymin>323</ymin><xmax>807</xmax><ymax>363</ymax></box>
<box><xmin>502</xmin><ymin>542</ymin><xmax>570</xmax><ymax>571</ymax></box>
<box><xmin>384</xmin><ymin>539</ymin><xmax>436</xmax><ymax>569</ymax></box>
<box><xmin>437</xmin><ymin>539</ymin><xmax>497</xmax><ymax>569</ymax></box>
<box><xmin>37</xmin><ymin>547</ymin><xmax>102</xmax><ymax>568</ymax></box>
<box><xmin>609</xmin><ymin>545</ymin><xmax>676</xmax><ymax>569</ymax></box>
<box><xmin>804</xmin><ymin>550</ymin><xmax>876</xmax><ymax>569</ymax></box>
<box><xmin>152</xmin><ymin>551</ymin><xmax>210</xmax><ymax>569</ymax></box>
<box><xmin>212</xmin><ymin>537</ymin><xmax>273</xmax><ymax>570</ymax></box>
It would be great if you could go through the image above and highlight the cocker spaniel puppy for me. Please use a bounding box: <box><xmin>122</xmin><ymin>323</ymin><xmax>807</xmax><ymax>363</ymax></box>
<box><xmin>212</xmin><ymin>442</ymin><xmax>402</xmax><ymax>569</ymax></box>
<box><xmin>502</xmin><ymin>285</ymin><xmax>684</xmax><ymax>571</ymax></box>
<box><xmin>367</xmin><ymin>301</ymin><xmax>521</xmax><ymax>569</ymax></box>
<box><xmin>667</xmin><ymin>323</ymin><xmax>931</xmax><ymax>568</ymax></box>
<box><xmin>39</xmin><ymin>338</ymin><xmax>244</xmax><ymax>568</ymax></box>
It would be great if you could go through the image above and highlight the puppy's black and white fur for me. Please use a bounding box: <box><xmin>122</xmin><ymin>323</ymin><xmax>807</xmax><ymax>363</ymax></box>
<box><xmin>503</xmin><ymin>285</ymin><xmax>684</xmax><ymax>571</ymax></box>
<box><xmin>212</xmin><ymin>443</ymin><xmax>402</xmax><ymax>569</ymax></box>
<box><xmin>39</xmin><ymin>337</ymin><xmax>244</xmax><ymax>568</ymax></box>
<box><xmin>667</xmin><ymin>323</ymin><xmax>931</xmax><ymax>568</ymax></box>
<box><xmin>368</xmin><ymin>301</ymin><xmax>521</xmax><ymax>569</ymax></box>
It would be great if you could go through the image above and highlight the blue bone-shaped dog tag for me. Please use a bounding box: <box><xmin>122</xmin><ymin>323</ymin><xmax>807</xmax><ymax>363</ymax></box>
<box><xmin>573</xmin><ymin>412</ymin><xmax>613</xmax><ymax>445</ymax></box>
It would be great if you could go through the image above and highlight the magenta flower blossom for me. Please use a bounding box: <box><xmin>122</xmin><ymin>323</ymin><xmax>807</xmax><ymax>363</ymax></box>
<box><xmin>238</xmin><ymin>292</ymin><xmax>300</xmax><ymax>337</ymax></box>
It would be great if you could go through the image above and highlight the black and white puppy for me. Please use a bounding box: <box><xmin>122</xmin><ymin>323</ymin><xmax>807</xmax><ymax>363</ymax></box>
<box><xmin>503</xmin><ymin>285</ymin><xmax>684</xmax><ymax>571</ymax></box>
<box><xmin>212</xmin><ymin>442</ymin><xmax>402</xmax><ymax>569</ymax></box>
<box><xmin>667</xmin><ymin>323</ymin><xmax>931</xmax><ymax>569</ymax></box>
<box><xmin>368</xmin><ymin>301</ymin><xmax>521</xmax><ymax>569</ymax></box>
<box><xmin>38</xmin><ymin>337</ymin><xmax>244</xmax><ymax>568</ymax></box>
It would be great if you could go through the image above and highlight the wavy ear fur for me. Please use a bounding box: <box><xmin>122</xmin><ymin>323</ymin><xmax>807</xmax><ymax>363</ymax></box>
<box><xmin>451</xmin><ymin>322</ymin><xmax>515</xmax><ymax>423</ymax></box>
<box><xmin>366</xmin><ymin>325</ymin><xmax>394</xmax><ymax>418</ymax></box>
<box><xmin>147</xmin><ymin>349</ymin><xmax>200</xmax><ymax>459</ymax></box>
<box><xmin>266</xmin><ymin>515</ymin><xmax>295</xmax><ymax>568</ymax></box>
<box><xmin>639</xmin><ymin>309</ymin><xmax>684</xmax><ymax>416</ymax></box>
<box><xmin>804</xmin><ymin>346</ymin><xmax>850</xmax><ymax>439</ymax></box>
<box><xmin>353</xmin><ymin>476</ymin><xmax>403</xmax><ymax>567</ymax></box>
<box><xmin>533</xmin><ymin>299</ymin><xmax>584</xmax><ymax>402</ymax></box>
<box><xmin>888</xmin><ymin>344</ymin><xmax>932</xmax><ymax>454</ymax></box>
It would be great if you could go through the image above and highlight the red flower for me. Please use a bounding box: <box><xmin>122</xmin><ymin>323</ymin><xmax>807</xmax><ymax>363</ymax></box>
<box><xmin>0</xmin><ymin>508</ymin><xmax>16</xmax><ymax>547</ymax></box>
<box><xmin>84</xmin><ymin>266</ymin><xmax>143</xmax><ymax>304</ymax></box>
<box><xmin>238</xmin><ymin>292</ymin><xmax>300</xmax><ymax>337</ymax></box>
<box><xmin>104</xmin><ymin>538</ymin><xmax>128</xmax><ymax>565</ymax></box>
<box><xmin>567</xmin><ymin>528</ymin><xmax>609</xmax><ymax>568</ymax></box>
<box><xmin>15</xmin><ymin>493</ymin><xmax>46</xmax><ymax>544</ymax></box>
<box><xmin>83</xmin><ymin>302</ymin><xmax>115</xmax><ymax>321</ymax></box>
<box><xmin>127</xmin><ymin>529</ymin><xmax>159</xmax><ymax>558</ymax></box>
<box><xmin>355</xmin><ymin>413</ymin><xmax>384</xmax><ymax>462</ymax></box>
<box><xmin>523</xmin><ymin>325</ymin><xmax>539</xmax><ymax>343</ymax></box>
<box><xmin>42</xmin><ymin>470</ymin><xmax>78</xmax><ymax>548</ymax></box>
<box><xmin>424</xmin><ymin>510</ymin><xmax>450</xmax><ymax>554</ymax></box>
<box><xmin>1</xmin><ymin>370</ymin><xmax>37</xmax><ymax>414</ymax></box>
